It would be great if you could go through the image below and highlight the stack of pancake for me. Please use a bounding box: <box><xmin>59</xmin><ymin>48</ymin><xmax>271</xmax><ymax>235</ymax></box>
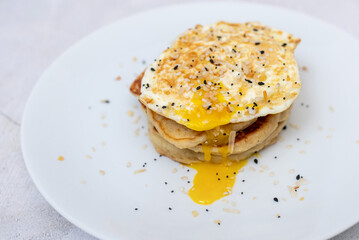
<box><xmin>130</xmin><ymin>22</ymin><xmax>301</xmax><ymax>164</ymax></box>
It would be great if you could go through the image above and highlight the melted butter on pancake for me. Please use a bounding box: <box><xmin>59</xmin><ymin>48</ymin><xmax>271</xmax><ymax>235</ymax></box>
<box><xmin>139</xmin><ymin>21</ymin><xmax>301</xmax><ymax>131</ymax></box>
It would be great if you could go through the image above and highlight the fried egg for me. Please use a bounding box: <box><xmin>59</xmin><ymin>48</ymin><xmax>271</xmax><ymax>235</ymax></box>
<box><xmin>140</xmin><ymin>21</ymin><xmax>301</xmax><ymax>131</ymax></box>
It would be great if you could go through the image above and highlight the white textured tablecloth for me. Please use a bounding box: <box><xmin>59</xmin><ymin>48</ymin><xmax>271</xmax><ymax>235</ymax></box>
<box><xmin>1</xmin><ymin>0</ymin><xmax>358</xmax><ymax>239</ymax></box>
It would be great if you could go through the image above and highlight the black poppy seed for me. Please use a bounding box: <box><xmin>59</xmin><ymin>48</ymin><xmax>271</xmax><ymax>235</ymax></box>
<box><xmin>171</xmin><ymin>102</ymin><xmax>175</xmax><ymax>106</ymax></box>
<box><xmin>253</xmin><ymin>28</ymin><xmax>258</xmax><ymax>31</ymax></box>
<box><xmin>253</xmin><ymin>102</ymin><xmax>258</xmax><ymax>107</ymax></box>
<box><xmin>196</xmin><ymin>86</ymin><xmax>201</xmax><ymax>90</ymax></box>
<box><xmin>205</xmin><ymin>67</ymin><xmax>208</xmax><ymax>71</ymax></box>
<box><xmin>192</xmin><ymin>59</ymin><xmax>195</xmax><ymax>62</ymax></box>
<box><xmin>297</xmin><ymin>138</ymin><xmax>300</xmax><ymax>141</ymax></box>
<box><xmin>209</xmin><ymin>48</ymin><xmax>213</xmax><ymax>52</ymax></box>
<box><xmin>226</xmin><ymin>176</ymin><xmax>229</xmax><ymax>178</ymax></box>
<box><xmin>216</xmin><ymin>172</ymin><xmax>218</xmax><ymax>175</ymax></box>
<box><xmin>260</xmin><ymin>50</ymin><xmax>265</xmax><ymax>54</ymax></box>
<box><xmin>239</xmin><ymin>92</ymin><xmax>242</xmax><ymax>95</ymax></box>
<box><xmin>187</xmin><ymin>119</ymin><xmax>190</xmax><ymax>121</ymax></box>
<box><xmin>246</xmin><ymin>106</ymin><xmax>249</xmax><ymax>109</ymax></box>
<box><xmin>232</xmin><ymin>69</ymin><xmax>234</xmax><ymax>72</ymax></box>
<box><xmin>230</xmin><ymin>56</ymin><xmax>232</xmax><ymax>58</ymax></box>
<box><xmin>237</xmin><ymin>111</ymin><xmax>240</xmax><ymax>114</ymax></box>
<box><xmin>206</xmin><ymin>209</ymin><xmax>209</xmax><ymax>212</ymax></box>
<box><xmin>274</xmin><ymin>156</ymin><xmax>277</xmax><ymax>159</ymax></box>
<box><xmin>242</xmin><ymin>180</ymin><xmax>245</xmax><ymax>182</ymax></box>
<box><xmin>218</xmin><ymin>178</ymin><xmax>221</xmax><ymax>181</ymax></box>
<box><xmin>217</xmin><ymin>36</ymin><xmax>222</xmax><ymax>40</ymax></box>
<box><xmin>283</xmin><ymin>125</ymin><xmax>287</xmax><ymax>130</ymax></box>
<box><xmin>232</xmin><ymin>49</ymin><xmax>237</xmax><ymax>53</ymax></box>
<box><xmin>231</xmin><ymin>83</ymin><xmax>234</xmax><ymax>86</ymax></box>
<box><xmin>169</xmin><ymin>207</ymin><xmax>172</xmax><ymax>210</ymax></box>
<box><xmin>204</xmin><ymin>80</ymin><xmax>207</xmax><ymax>85</ymax></box>
<box><xmin>282</xmin><ymin>43</ymin><xmax>287</xmax><ymax>47</ymax></box>
<box><xmin>268</xmin><ymin>100</ymin><xmax>271</xmax><ymax>103</ymax></box>
<box><xmin>187</xmin><ymin>181</ymin><xmax>190</xmax><ymax>183</ymax></box>
<box><xmin>227</xmin><ymin>92</ymin><xmax>230</xmax><ymax>94</ymax></box>
<box><xmin>187</xmin><ymin>169</ymin><xmax>190</xmax><ymax>172</ymax></box>
<box><xmin>165</xmin><ymin>182</ymin><xmax>167</xmax><ymax>184</ymax></box>
<box><xmin>258</xmin><ymin>82</ymin><xmax>265</xmax><ymax>86</ymax></box>
<box><xmin>296</xmin><ymin>174</ymin><xmax>301</xmax><ymax>180</ymax></box>
<box><xmin>207</xmin><ymin>105</ymin><xmax>212</xmax><ymax>110</ymax></box>
<box><xmin>255</xmin><ymin>42</ymin><xmax>261</xmax><ymax>45</ymax></box>
<box><xmin>252</xmin><ymin>107</ymin><xmax>255</xmax><ymax>110</ymax></box>
<box><xmin>150</xmin><ymin>67</ymin><xmax>155</xmax><ymax>71</ymax></box>
<box><xmin>254</xmin><ymin>159</ymin><xmax>258</xmax><ymax>164</ymax></box>
<box><xmin>283</xmin><ymin>97</ymin><xmax>286</xmax><ymax>100</ymax></box>
<box><xmin>223</xmin><ymin>133</ymin><xmax>227</xmax><ymax>136</ymax></box>
<box><xmin>241</xmin><ymin>192</ymin><xmax>244</xmax><ymax>195</ymax></box>
<box><xmin>162</xmin><ymin>106</ymin><xmax>166</xmax><ymax>109</ymax></box>
<box><xmin>135</xmin><ymin>208</ymin><xmax>138</xmax><ymax>210</ymax></box>
<box><xmin>210</xmin><ymin>59</ymin><xmax>214</xmax><ymax>64</ymax></box>
<box><xmin>171</xmin><ymin>190</ymin><xmax>174</xmax><ymax>193</ymax></box>
<box><xmin>233</xmin><ymin>172</ymin><xmax>236</xmax><ymax>174</ymax></box>
<box><xmin>245</xmin><ymin>79</ymin><xmax>252</xmax><ymax>83</ymax></box>
<box><xmin>274</xmin><ymin>197</ymin><xmax>279</xmax><ymax>202</ymax></box>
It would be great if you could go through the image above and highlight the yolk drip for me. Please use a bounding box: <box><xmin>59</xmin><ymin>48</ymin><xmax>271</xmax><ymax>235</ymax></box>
<box><xmin>188</xmin><ymin>159</ymin><xmax>248</xmax><ymax>205</ymax></box>
<box><xmin>202</xmin><ymin>124</ymin><xmax>236</xmax><ymax>161</ymax></box>
<box><xmin>178</xmin><ymin>89</ymin><xmax>235</xmax><ymax>131</ymax></box>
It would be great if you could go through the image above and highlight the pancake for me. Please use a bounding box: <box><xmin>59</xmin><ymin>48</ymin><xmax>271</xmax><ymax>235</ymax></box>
<box><xmin>148</xmin><ymin>116</ymin><xmax>288</xmax><ymax>164</ymax></box>
<box><xmin>129</xmin><ymin>21</ymin><xmax>301</xmax><ymax>164</ymax></box>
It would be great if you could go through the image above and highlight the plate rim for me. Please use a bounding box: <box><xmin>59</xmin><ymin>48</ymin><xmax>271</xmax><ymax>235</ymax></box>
<box><xmin>21</xmin><ymin>2</ymin><xmax>359</xmax><ymax>239</ymax></box>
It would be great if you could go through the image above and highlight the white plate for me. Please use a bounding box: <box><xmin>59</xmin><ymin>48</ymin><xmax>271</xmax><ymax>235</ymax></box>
<box><xmin>22</xmin><ymin>2</ymin><xmax>359</xmax><ymax>240</ymax></box>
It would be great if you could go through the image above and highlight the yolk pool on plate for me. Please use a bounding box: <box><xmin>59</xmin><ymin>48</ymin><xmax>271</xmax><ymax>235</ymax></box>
<box><xmin>188</xmin><ymin>159</ymin><xmax>248</xmax><ymax>205</ymax></box>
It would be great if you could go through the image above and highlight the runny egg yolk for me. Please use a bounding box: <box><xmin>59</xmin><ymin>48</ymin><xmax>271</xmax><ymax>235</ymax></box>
<box><xmin>177</xmin><ymin>88</ymin><xmax>235</xmax><ymax>131</ymax></box>
<box><xmin>188</xmin><ymin>159</ymin><xmax>248</xmax><ymax>205</ymax></box>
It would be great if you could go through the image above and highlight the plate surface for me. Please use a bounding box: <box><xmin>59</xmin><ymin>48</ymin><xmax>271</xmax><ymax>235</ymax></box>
<box><xmin>22</xmin><ymin>2</ymin><xmax>359</xmax><ymax>240</ymax></box>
